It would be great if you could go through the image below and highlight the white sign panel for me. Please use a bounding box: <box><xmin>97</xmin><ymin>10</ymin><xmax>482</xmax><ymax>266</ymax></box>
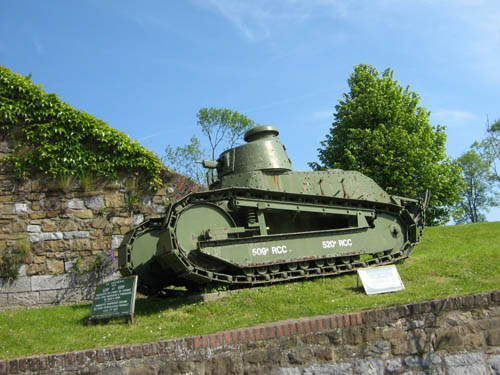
<box><xmin>357</xmin><ymin>265</ymin><xmax>405</xmax><ymax>295</ymax></box>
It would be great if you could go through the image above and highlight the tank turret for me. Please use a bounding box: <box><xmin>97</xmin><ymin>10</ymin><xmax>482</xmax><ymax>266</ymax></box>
<box><xmin>203</xmin><ymin>125</ymin><xmax>291</xmax><ymax>180</ymax></box>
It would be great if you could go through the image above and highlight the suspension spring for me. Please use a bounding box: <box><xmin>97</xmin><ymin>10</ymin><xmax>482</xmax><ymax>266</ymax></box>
<box><xmin>247</xmin><ymin>209</ymin><xmax>257</xmax><ymax>225</ymax></box>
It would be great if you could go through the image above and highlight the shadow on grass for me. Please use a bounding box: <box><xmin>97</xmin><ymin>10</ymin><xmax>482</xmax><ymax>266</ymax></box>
<box><xmin>347</xmin><ymin>285</ymin><xmax>365</xmax><ymax>294</ymax></box>
<box><xmin>69</xmin><ymin>290</ymin><xmax>215</xmax><ymax>326</ymax></box>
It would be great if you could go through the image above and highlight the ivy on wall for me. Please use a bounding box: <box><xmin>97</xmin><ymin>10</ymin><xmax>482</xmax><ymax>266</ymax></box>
<box><xmin>0</xmin><ymin>66</ymin><xmax>164</xmax><ymax>189</ymax></box>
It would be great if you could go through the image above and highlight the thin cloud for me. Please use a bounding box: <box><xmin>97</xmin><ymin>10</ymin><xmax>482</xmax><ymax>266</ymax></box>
<box><xmin>431</xmin><ymin>109</ymin><xmax>478</xmax><ymax>127</ymax></box>
<box><xmin>199</xmin><ymin>0</ymin><xmax>351</xmax><ymax>42</ymax></box>
<box><xmin>242</xmin><ymin>89</ymin><xmax>331</xmax><ymax>114</ymax></box>
<box><xmin>446</xmin><ymin>1</ymin><xmax>500</xmax><ymax>83</ymax></box>
<box><xmin>313</xmin><ymin>110</ymin><xmax>333</xmax><ymax>121</ymax></box>
<box><xmin>33</xmin><ymin>39</ymin><xmax>44</xmax><ymax>54</ymax></box>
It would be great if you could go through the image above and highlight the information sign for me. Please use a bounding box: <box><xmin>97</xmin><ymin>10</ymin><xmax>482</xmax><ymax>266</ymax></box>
<box><xmin>89</xmin><ymin>276</ymin><xmax>138</xmax><ymax>324</ymax></box>
<box><xmin>357</xmin><ymin>265</ymin><xmax>405</xmax><ymax>295</ymax></box>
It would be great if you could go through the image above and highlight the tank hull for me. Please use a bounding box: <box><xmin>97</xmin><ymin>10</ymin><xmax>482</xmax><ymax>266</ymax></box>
<box><xmin>118</xmin><ymin>184</ymin><xmax>429</xmax><ymax>294</ymax></box>
<box><xmin>118</xmin><ymin>125</ymin><xmax>429</xmax><ymax>294</ymax></box>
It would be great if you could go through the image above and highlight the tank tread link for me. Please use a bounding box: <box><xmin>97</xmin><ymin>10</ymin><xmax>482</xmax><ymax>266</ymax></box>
<box><xmin>118</xmin><ymin>125</ymin><xmax>430</xmax><ymax>295</ymax></box>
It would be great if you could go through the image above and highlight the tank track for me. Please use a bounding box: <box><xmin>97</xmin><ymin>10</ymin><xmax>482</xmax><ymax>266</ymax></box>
<box><xmin>122</xmin><ymin>188</ymin><xmax>428</xmax><ymax>294</ymax></box>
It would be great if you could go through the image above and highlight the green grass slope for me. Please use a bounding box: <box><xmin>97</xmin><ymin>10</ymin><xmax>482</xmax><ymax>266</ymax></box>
<box><xmin>1</xmin><ymin>222</ymin><xmax>499</xmax><ymax>359</ymax></box>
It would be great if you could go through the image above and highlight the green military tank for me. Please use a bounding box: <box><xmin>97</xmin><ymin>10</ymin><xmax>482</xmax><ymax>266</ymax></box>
<box><xmin>118</xmin><ymin>125</ymin><xmax>430</xmax><ymax>294</ymax></box>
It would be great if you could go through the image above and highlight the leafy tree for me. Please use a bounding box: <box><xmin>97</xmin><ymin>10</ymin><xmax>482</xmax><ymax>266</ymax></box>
<box><xmin>453</xmin><ymin>150</ymin><xmax>498</xmax><ymax>224</ymax></box>
<box><xmin>165</xmin><ymin>108</ymin><xmax>256</xmax><ymax>185</ymax></box>
<box><xmin>163</xmin><ymin>136</ymin><xmax>206</xmax><ymax>186</ymax></box>
<box><xmin>197</xmin><ymin>107</ymin><xmax>255</xmax><ymax>160</ymax></box>
<box><xmin>475</xmin><ymin>118</ymin><xmax>500</xmax><ymax>182</ymax></box>
<box><xmin>310</xmin><ymin>64</ymin><xmax>462</xmax><ymax>225</ymax></box>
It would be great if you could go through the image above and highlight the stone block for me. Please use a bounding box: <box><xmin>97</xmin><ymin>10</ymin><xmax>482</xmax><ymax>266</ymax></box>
<box><xmin>64</xmin><ymin>231</ymin><xmax>90</xmax><ymax>240</ymax></box>
<box><xmin>111</xmin><ymin>235</ymin><xmax>124</xmax><ymax>249</ymax></box>
<box><xmin>41</xmin><ymin>220</ymin><xmax>57</xmax><ymax>232</ymax></box>
<box><xmin>244</xmin><ymin>350</ymin><xmax>269</xmax><ymax>365</ymax></box>
<box><xmin>385</xmin><ymin>358</ymin><xmax>402</xmax><ymax>372</ymax></box>
<box><xmin>27</xmin><ymin>263</ymin><xmax>46</xmax><ymax>276</ymax></box>
<box><xmin>71</xmin><ymin>238</ymin><xmax>92</xmax><ymax>251</ymax></box>
<box><xmin>68</xmin><ymin>198</ymin><xmax>85</xmax><ymax>209</ymax></box>
<box><xmin>408</xmin><ymin>320</ymin><xmax>425</xmax><ymax>330</ymax></box>
<box><xmin>92</xmin><ymin>237</ymin><xmax>110</xmax><ymax>251</ymax></box>
<box><xmin>31</xmin><ymin>274</ymin><xmax>70</xmax><ymax>291</ymax></box>
<box><xmin>486</xmin><ymin>329</ymin><xmax>500</xmax><ymax>346</ymax></box>
<box><xmin>132</xmin><ymin>214</ymin><xmax>144</xmax><ymax>226</ymax></box>
<box><xmin>28</xmin><ymin>232</ymin><xmax>63</xmax><ymax>243</ymax></box>
<box><xmin>74</xmin><ymin>209</ymin><xmax>94</xmax><ymax>219</ymax></box>
<box><xmin>303</xmin><ymin>363</ymin><xmax>352</xmax><ymax>375</ymax></box>
<box><xmin>276</xmin><ymin>368</ymin><xmax>301</xmax><ymax>375</ymax></box>
<box><xmin>60</xmin><ymin>220</ymin><xmax>78</xmax><ymax>231</ymax></box>
<box><xmin>0</xmin><ymin>276</ymin><xmax>31</xmax><ymax>293</ymax></box>
<box><xmin>27</xmin><ymin>224</ymin><xmax>41</xmax><ymax>232</ymax></box>
<box><xmin>443</xmin><ymin>352</ymin><xmax>487</xmax><ymax>375</ymax></box>
<box><xmin>153</xmin><ymin>204</ymin><xmax>166</xmax><ymax>213</ymax></box>
<box><xmin>14</xmin><ymin>203</ymin><xmax>28</xmax><ymax>214</ymax></box>
<box><xmin>488</xmin><ymin>355</ymin><xmax>500</xmax><ymax>375</ymax></box>
<box><xmin>353</xmin><ymin>358</ymin><xmax>384</xmax><ymax>375</ymax></box>
<box><xmin>119</xmin><ymin>226</ymin><xmax>130</xmax><ymax>234</ymax></box>
<box><xmin>0</xmin><ymin>292</ymin><xmax>7</xmax><ymax>306</ymax></box>
<box><xmin>288</xmin><ymin>348</ymin><xmax>314</xmax><ymax>365</ymax></box>
<box><xmin>44</xmin><ymin>240</ymin><xmax>71</xmax><ymax>251</ymax></box>
<box><xmin>0</xmin><ymin>203</ymin><xmax>14</xmax><ymax>215</ymax></box>
<box><xmin>8</xmin><ymin>291</ymin><xmax>39</xmax><ymax>306</ymax></box>
<box><xmin>27</xmin><ymin>193</ymin><xmax>44</xmax><ymax>201</ymax></box>
<box><xmin>110</xmin><ymin>217</ymin><xmax>132</xmax><ymax>226</ymax></box>
<box><xmin>105</xmin><ymin>192</ymin><xmax>124</xmax><ymax>208</ymax></box>
<box><xmin>11</xmin><ymin>221</ymin><xmax>25</xmax><ymax>233</ymax></box>
<box><xmin>38</xmin><ymin>290</ymin><xmax>61</xmax><ymax>304</ymax></box>
<box><xmin>313</xmin><ymin>348</ymin><xmax>334</xmax><ymax>362</ymax></box>
<box><xmin>84</xmin><ymin>195</ymin><xmax>105</xmax><ymax>209</ymax></box>
<box><xmin>92</xmin><ymin>217</ymin><xmax>108</xmax><ymax>229</ymax></box>
<box><xmin>47</xmin><ymin>259</ymin><xmax>65</xmax><ymax>275</ymax></box>
<box><xmin>29</xmin><ymin>212</ymin><xmax>46</xmax><ymax>219</ymax></box>
<box><xmin>31</xmin><ymin>201</ymin><xmax>42</xmax><ymax>211</ymax></box>
<box><xmin>436</xmin><ymin>328</ymin><xmax>464</xmax><ymax>351</ymax></box>
<box><xmin>45</xmin><ymin>197</ymin><xmax>62</xmax><ymax>211</ymax></box>
<box><xmin>0</xmin><ymin>233</ymin><xmax>25</xmax><ymax>241</ymax></box>
<box><xmin>18</xmin><ymin>264</ymin><xmax>27</xmax><ymax>277</ymax></box>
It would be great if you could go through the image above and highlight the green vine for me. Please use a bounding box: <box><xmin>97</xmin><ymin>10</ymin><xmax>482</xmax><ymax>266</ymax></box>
<box><xmin>0</xmin><ymin>66</ymin><xmax>164</xmax><ymax>190</ymax></box>
<box><xmin>0</xmin><ymin>239</ymin><xmax>32</xmax><ymax>281</ymax></box>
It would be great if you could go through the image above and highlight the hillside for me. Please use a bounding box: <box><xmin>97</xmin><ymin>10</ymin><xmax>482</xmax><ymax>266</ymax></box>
<box><xmin>0</xmin><ymin>222</ymin><xmax>499</xmax><ymax>359</ymax></box>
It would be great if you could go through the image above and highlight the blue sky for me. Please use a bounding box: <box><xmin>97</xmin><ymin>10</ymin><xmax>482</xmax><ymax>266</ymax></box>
<box><xmin>1</xmin><ymin>0</ymin><xmax>499</xmax><ymax>221</ymax></box>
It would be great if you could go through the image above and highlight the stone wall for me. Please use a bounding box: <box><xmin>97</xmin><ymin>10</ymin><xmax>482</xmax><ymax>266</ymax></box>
<box><xmin>0</xmin><ymin>291</ymin><xmax>499</xmax><ymax>374</ymax></box>
<box><xmin>0</xmin><ymin>134</ymin><xmax>200</xmax><ymax>307</ymax></box>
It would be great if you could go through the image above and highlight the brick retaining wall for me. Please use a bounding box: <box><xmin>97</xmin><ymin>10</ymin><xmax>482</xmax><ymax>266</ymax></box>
<box><xmin>1</xmin><ymin>290</ymin><xmax>499</xmax><ymax>374</ymax></box>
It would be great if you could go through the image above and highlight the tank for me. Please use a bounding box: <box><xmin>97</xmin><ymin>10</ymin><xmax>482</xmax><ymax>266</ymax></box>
<box><xmin>118</xmin><ymin>125</ymin><xmax>430</xmax><ymax>294</ymax></box>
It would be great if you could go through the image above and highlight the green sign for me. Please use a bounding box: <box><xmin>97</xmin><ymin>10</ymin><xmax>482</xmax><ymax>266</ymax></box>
<box><xmin>89</xmin><ymin>276</ymin><xmax>138</xmax><ymax>324</ymax></box>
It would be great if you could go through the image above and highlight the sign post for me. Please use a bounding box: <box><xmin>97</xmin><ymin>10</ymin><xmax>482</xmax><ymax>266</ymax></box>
<box><xmin>88</xmin><ymin>276</ymin><xmax>138</xmax><ymax>325</ymax></box>
<box><xmin>357</xmin><ymin>265</ymin><xmax>405</xmax><ymax>295</ymax></box>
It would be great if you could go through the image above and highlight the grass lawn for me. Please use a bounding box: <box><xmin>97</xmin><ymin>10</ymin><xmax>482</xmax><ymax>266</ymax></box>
<box><xmin>1</xmin><ymin>222</ymin><xmax>499</xmax><ymax>360</ymax></box>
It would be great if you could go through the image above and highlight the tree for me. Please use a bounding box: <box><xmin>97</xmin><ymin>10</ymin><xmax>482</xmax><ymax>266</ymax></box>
<box><xmin>453</xmin><ymin>150</ymin><xmax>498</xmax><ymax>224</ymax></box>
<box><xmin>163</xmin><ymin>136</ymin><xmax>206</xmax><ymax>186</ymax></box>
<box><xmin>310</xmin><ymin>64</ymin><xmax>462</xmax><ymax>225</ymax></box>
<box><xmin>475</xmin><ymin>118</ymin><xmax>500</xmax><ymax>182</ymax></box>
<box><xmin>197</xmin><ymin>107</ymin><xmax>255</xmax><ymax>160</ymax></box>
<box><xmin>164</xmin><ymin>108</ymin><xmax>256</xmax><ymax>186</ymax></box>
